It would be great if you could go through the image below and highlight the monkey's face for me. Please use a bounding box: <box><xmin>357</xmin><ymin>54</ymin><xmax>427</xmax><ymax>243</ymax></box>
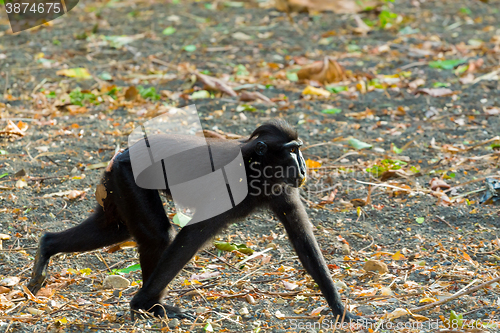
<box><xmin>280</xmin><ymin>140</ymin><xmax>307</xmax><ymax>188</ymax></box>
<box><xmin>253</xmin><ymin>139</ymin><xmax>306</xmax><ymax>188</ymax></box>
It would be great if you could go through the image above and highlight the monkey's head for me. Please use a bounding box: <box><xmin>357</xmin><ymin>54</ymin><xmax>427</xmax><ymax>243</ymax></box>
<box><xmin>246</xmin><ymin>120</ymin><xmax>307</xmax><ymax>189</ymax></box>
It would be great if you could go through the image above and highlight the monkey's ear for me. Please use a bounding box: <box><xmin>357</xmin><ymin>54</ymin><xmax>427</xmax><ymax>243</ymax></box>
<box><xmin>255</xmin><ymin>141</ymin><xmax>268</xmax><ymax>156</ymax></box>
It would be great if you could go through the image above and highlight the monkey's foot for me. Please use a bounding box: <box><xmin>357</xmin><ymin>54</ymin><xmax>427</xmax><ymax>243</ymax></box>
<box><xmin>27</xmin><ymin>240</ymin><xmax>50</xmax><ymax>295</ymax></box>
<box><xmin>131</xmin><ymin>302</ymin><xmax>195</xmax><ymax>321</ymax></box>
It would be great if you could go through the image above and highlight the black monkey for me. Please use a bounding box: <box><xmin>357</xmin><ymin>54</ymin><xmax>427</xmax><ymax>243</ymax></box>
<box><xmin>27</xmin><ymin>120</ymin><xmax>360</xmax><ymax>322</ymax></box>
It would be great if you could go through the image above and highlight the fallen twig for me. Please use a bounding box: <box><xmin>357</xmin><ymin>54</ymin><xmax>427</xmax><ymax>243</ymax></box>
<box><xmin>409</xmin><ymin>276</ymin><xmax>500</xmax><ymax>313</ymax></box>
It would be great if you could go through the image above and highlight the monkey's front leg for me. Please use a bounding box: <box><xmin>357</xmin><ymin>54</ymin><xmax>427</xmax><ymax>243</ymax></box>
<box><xmin>130</xmin><ymin>218</ymin><xmax>226</xmax><ymax>320</ymax></box>
<box><xmin>270</xmin><ymin>190</ymin><xmax>362</xmax><ymax>322</ymax></box>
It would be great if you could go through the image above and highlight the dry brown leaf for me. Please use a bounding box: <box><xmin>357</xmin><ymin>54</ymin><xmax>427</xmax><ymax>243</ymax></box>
<box><xmin>431</xmin><ymin>191</ymin><xmax>452</xmax><ymax>206</ymax></box>
<box><xmin>95</xmin><ymin>184</ymin><xmax>107</xmax><ymax>208</ymax></box>
<box><xmin>484</xmin><ymin>107</ymin><xmax>500</xmax><ymax>115</ymax></box>
<box><xmin>195</xmin><ymin>72</ymin><xmax>237</xmax><ymax>97</ymax></box>
<box><xmin>106</xmin><ymin>241</ymin><xmax>137</xmax><ymax>253</ymax></box>
<box><xmin>282</xmin><ymin>280</ymin><xmax>299</xmax><ymax>290</ymax></box>
<box><xmin>363</xmin><ymin>260</ymin><xmax>388</xmax><ymax>274</ymax></box>
<box><xmin>0</xmin><ymin>234</ymin><xmax>10</xmax><ymax>241</ymax></box>
<box><xmin>352</xmin><ymin>14</ymin><xmax>372</xmax><ymax>35</ymax></box>
<box><xmin>318</xmin><ymin>189</ymin><xmax>337</xmax><ymax>205</ymax></box>
<box><xmin>66</xmin><ymin>190</ymin><xmax>86</xmax><ymax>200</ymax></box>
<box><xmin>36</xmin><ymin>287</ymin><xmax>55</xmax><ymax>298</ymax></box>
<box><xmin>345</xmin><ymin>108</ymin><xmax>375</xmax><ymax>120</ymax></box>
<box><xmin>385</xmin><ymin>308</ymin><xmax>409</xmax><ymax>320</ymax></box>
<box><xmin>275</xmin><ymin>0</ymin><xmax>380</xmax><ymax>13</ymax></box>
<box><xmin>350</xmin><ymin>198</ymin><xmax>366</xmax><ymax>207</ymax></box>
<box><xmin>415</xmin><ymin>88</ymin><xmax>455</xmax><ymax>97</ymax></box>
<box><xmin>459</xmin><ymin>73</ymin><xmax>475</xmax><ymax>84</ymax></box>
<box><xmin>310</xmin><ymin>305</ymin><xmax>328</xmax><ymax>316</ymax></box>
<box><xmin>0</xmin><ymin>295</ymin><xmax>14</xmax><ymax>310</ymax></box>
<box><xmin>408</xmin><ymin>78</ymin><xmax>425</xmax><ymax>90</ymax></box>
<box><xmin>0</xmin><ymin>120</ymin><xmax>26</xmax><ymax>137</ymax></box>
<box><xmin>429</xmin><ymin>177</ymin><xmax>450</xmax><ymax>191</ymax></box>
<box><xmin>380</xmin><ymin>169</ymin><xmax>411</xmax><ymax>181</ymax></box>
<box><xmin>297</xmin><ymin>57</ymin><xmax>346</xmax><ymax>84</ymax></box>
<box><xmin>125</xmin><ymin>86</ymin><xmax>139</xmax><ymax>101</ymax></box>
<box><xmin>0</xmin><ymin>276</ymin><xmax>20</xmax><ymax>286</ymax></box>
<box><xmin>66</xmin><ymin>105</ymin><xmax>88</xmax><ymax>115</ymax></box>
<box><xmin>239</xmin><ymin>91</ymin><xmax>274</xmax><ymax>105</ymax></box>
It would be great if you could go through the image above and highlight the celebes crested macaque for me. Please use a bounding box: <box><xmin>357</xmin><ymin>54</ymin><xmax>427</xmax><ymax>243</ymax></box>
<box><xmin>28</xmin><ymin>120</ymin><xmax>360</xmax><ymax>322</ymax></box>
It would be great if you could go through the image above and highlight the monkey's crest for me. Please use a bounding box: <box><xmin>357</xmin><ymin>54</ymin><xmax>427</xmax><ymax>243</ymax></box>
<box><xmin>248</xmin><ymin>119</ymin><xmax>298</xmax><ymax>145</ymax></box>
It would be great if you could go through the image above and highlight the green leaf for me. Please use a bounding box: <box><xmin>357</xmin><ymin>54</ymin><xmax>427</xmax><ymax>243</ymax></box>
<box><xmin>214</xmin><ymin>242</ymin><xmax>254</xmax><ymax>254</ymax></box>
<box><xmin>460</xmin><ymin>7</ymin><xmax>472</xmax><ymax>15</ymax></box>
<box><xmin>172</xmin><ymin>213</ymin><xmax>192</xmax><ymax>227</ymax></box>
<box><xmin>286</xmin><ymin>72</ymin><xmax>298</xmax><ymax>82</ymax></box>
<box><xmin>415</xmin><ymin>217</ymin><xmax>425</xmax><ymax>224</ymax></box>
<box><xmin>69</xmin><ymin>88</ymin><xmax>97</xmax><ymax>106</ymax></box>
<box><xmin>204</xmin><ymin>322</ymin><xmax>214</xmax><ymax>332</ymax></box>
<box><xmin>99</xmin><ymin>72</ymin><xmax>113</xmax><ymax>81</ymax></box>
<box><xmin>379</xmin><ymin>10</ymin><xmax>398</xmax><ymax>28</ymax></box>
<box><xmin>235</xmin><ymin>64</ymin><xmax>249</xmax><ymax>76</ymax></box>
<box><xmin>347</xmin><ymin>44</ymin><xmax>361</xmax><ymax>52</ymax></box>
<box><xmin>398</xmin><ymin>26</ymin><xmax>419</xmax><ymax>35</ymax></box>
<box><xmin>111</xmin><ymin>263</ymin><xmax>141</xmax><ymax>275</ymax></box>
<box><xmin>235</xmin><ymin>244</ymin><xmax>254</xmax><ymax>255</ymax></box>
<box><xmin>57</xmin><ymin>68</ymin><xmax>92</xmax><ymax>80</ymax></box>
<box><xmin>191</xmin><ymin>90</ymin><xmax>211</xmax><ymax>99</ymax></box>
<box><xmin>137</xmin><ymin>85</ymin><xmax>160</xmax><ymax>100</ymax></box>
<box><xmin>103</xmin><ymin>35</ymin><xmax>138</xmax><ymax>49</ymax></box>
<box><xmin>429</xmin><ymin>59</ymin><xmax>467</xmax><ymax>70</ymax></box>
<box><xmin>236</xmin><ymin>104</ymin><xmax>256</xmax><ymax>112</ymax></box>
<box><xmin>162</xmin><ymin>26</ymin><xmax>176</xmax><ymax>36</ymax></box>
<box><xmin>0</xmin><ymin>150</ymin><xmax>7</xmax><ymax>155</ymax></box>
<box><xmin>0</xmin><ymin>173</ymin><xmax>8</xmax><ymax>179</ymax></box>
<box><xmin>348</xmin><ymin>138</ymin><xmax>372</xmax><ymax>150</ymax></box>
<box><xmin>433</xmin><ymin>82</ymin><xmax>450</xmax><ymax>88</ymax></box>
<box><xmin>184</xmin><ymin>45</ymin><xmax>197</xmax><ymax>52</ymax></box>
<box><xmin>326</xmin><ymin>85</ymin><xmax>347</xmax><ymax>93</ymax></box>
<box><xmin>392</xmin><ymin>144</ymin><xmax>403</xmax><ymax>154</ymax></box>
<box><xmin>321</xmin><ymin>108</ymin><xmax>342</xmax><ymax>114</ymax></box>
<box><xmin>214</xmin><ymin>242</ymin><xmax>237</xmax><ymax>252</ymax></box>
<box><xmin>449</xmin><ymin>310</ymin><xmax>463</xmax><ymax>327</ymax></box>
<box><xmin>224</xmin><ymin>1</ymin><xmax>244</xmax><ymax>7</ymax></box>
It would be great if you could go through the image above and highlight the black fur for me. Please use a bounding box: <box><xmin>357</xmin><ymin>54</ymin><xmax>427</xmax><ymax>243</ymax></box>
<box><xmin>27</xmin><ymin>120</ymin><xmax>360</xmax><ymax>322</ymax></box>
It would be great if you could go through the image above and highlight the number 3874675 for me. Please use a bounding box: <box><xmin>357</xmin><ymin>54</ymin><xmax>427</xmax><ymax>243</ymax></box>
<box><xmin>5</xmin><ymin>2</ymin><xmax>61</xmax><ymax>14</ymax></box>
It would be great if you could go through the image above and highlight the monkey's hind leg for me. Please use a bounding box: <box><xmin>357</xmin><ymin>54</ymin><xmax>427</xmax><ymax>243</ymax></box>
<box><xmin>27</xmin><ymin>205</ymin><xmax>130</xmax><ymax>295</ymax></box>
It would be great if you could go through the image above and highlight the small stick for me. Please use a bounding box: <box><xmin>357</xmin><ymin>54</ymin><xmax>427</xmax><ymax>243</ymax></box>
<box><xmin>462</xmin><ymin>136</ymin><xmax>500</xmax><ymax>152</ymax></box>
<box><xmin>434</xmin><ymin>216</ymin><xmax>454</xmax><ymax>229</ymax></box>
<box><xmin>3</xmin><ymin>71</ymin><xmax>9</xmax><ymax>97</ymax></box>
<box><xmin>444</xmin><ymin>175</ymin><xmax>499</xmax><ymax>193</ymax></box>
<box><xmin>399</xmin><ymin>61</ymin><xmax>428</xmax><ymax>70</ymax></box>
<box><xmin>409</xmin><ymin>276</ymin><xmax>500</xmax><ymax>313</ymax></box>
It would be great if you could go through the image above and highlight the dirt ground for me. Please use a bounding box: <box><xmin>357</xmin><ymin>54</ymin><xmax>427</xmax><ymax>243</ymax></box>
<box><xmin>0</xmin><ymin>0</ymin><xmax>499</xmax><ymax>332</ymax></box>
